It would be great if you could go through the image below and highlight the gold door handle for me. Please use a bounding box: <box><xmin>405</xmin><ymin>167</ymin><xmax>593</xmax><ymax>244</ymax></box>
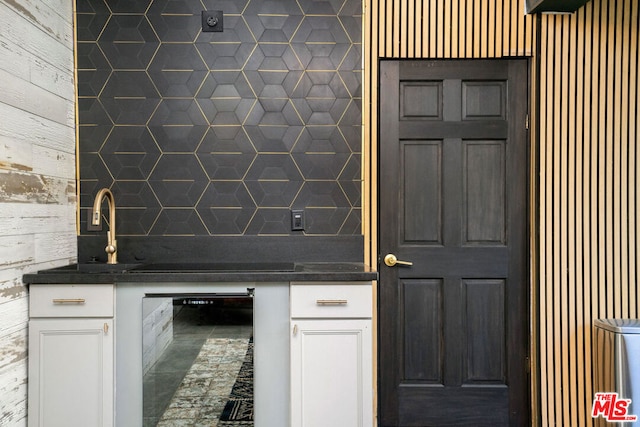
<box><xmin>384</xmin><ymin>254</ymin><xmax>413</xmax><ymax>267</ymax></box>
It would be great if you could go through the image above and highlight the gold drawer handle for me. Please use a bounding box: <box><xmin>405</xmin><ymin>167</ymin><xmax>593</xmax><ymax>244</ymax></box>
<box><xmin>316</xmin><ymin>299</ymin><xmax>348</xmax><ymax>306</ymax></box>
<box><xmin>52</xmin><ymin>298</ymin><xmax>86</xmax><ymax>304</ymax></box>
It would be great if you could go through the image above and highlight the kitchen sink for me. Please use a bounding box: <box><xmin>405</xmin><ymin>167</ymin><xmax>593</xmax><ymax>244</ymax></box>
<box><xmin>38</xmin><ymin>263</ymin><xmax>141</xmax><ymax>273</ymax></box>
<box><xmin>38</xmin><ymin>262</ymin><xmax>295</xmax><ymax>274</ymax></box>
<box><xmin>75</xmin><ymin>263</ymin><xmax>142</xmax><ymax>273</ymax></box>
<box><xmin>129</xmin><ymin>262</ymin><xmax>295</xmax><ymax>272</ymax></box>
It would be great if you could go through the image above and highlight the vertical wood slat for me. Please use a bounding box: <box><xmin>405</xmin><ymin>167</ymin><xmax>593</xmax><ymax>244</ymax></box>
<box><xmin>430</xmin><ymin>1</ymin><xmax>437</xmax><ymax>58</ymax></box>
<box><xmin>630</xmin><ymin>1</ymin><xmax>639</xmax><ymax>320</ymax></box>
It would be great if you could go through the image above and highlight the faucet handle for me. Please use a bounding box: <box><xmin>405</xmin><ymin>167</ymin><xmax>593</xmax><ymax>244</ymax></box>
<box><xmin>105</xmin><ymin>239</ymin><xmax>117</xmax><ymax>264</ymax></box>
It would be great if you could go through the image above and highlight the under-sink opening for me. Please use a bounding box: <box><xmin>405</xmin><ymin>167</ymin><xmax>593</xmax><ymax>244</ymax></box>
<box><xmin>142</xmin><ymin>291</ymin><xmax>254</xmax><ymax>426</ymax></box>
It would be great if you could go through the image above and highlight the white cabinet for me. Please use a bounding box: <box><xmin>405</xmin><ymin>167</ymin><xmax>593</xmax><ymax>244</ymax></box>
<box><xmin>28</xmin><ymin>285</ymin><xmax>114</xmax><ymax>427</ymax></box>
<box><xmin>290</xmin><ymin>282</ymin><xmax>373</xmax><ymax>427</ymax></box>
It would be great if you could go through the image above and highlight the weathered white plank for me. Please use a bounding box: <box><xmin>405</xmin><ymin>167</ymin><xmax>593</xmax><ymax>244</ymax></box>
<box><xmin>0</xmin><ymin>103</ymin><xmax>75</xmax><ymax>154</ymax></box>
<box><xmin>0</xmin><ymin>32</ymin><xmax>30</xmax><ymax>78</ymax></box>
<box><xmin>0</xmin><ymin>355</ymin><xmax>27</xmax><ymax>426</ymax></box>
<box><xmin>38</xmin><ymin>0</ymin><xmax>73</xmax><ymax>23</ymax></box>
<box><xmin>0</xmin><ymin>301</ymin><xmax>27</xmax><ymax>427</ymax></box>
<box><xmin>0</xmin><ymin>271</ymin><xmax>28</xmax><ymax>304</ymax></box>
<box><xmin>0</xmin><ymin>24</ymin><xmax>74</xmax><ymax>101</ymax></box>
<box><xmin>0</xmin><ymin>233</ymin><xmax>75</xmax><ymax>270</ymax></box>
<box><xmin>0</xmin><ymin>171</ymin><xmax>75</xmax><ymax>204</ymax></box>
<box><xmin>0</xmin><ymin>137</ymin><xmax>34</xmax><ymax>174</ymax></box>
<box><xmin>35</xmin><ymin>231</ymin><xmax>76</xmax><ymax>264</ymax></box>
<box><xmin>0</xmin><ymin>328</ymin><xmax>27</xmax><ymax>377</ymax></box>
<box><xmin>29</xmin><ymin>53</ymin><xmax>75</xmax><ymax>102</ymax></box>
<box><xmin>32</xmin><ymin>145</ymin><xmax>76</xmax><ymax>179</ymax></box>
<box><xmin>1</xmin><ymin>137</ymin><xmax>76</xmax><ymax>178</ymax></box>
<box><xmin>0</xmin><ymin>233</ymin><xmax>74</xmax><ymax>302</ymax></box>
<box><xmin>0</xmin><ymin>235</ymin><xmax>34</xmax><ymax>269</ymax></box>
<box><xmin>0</xmin><ymin>68</ymin><xmax>74</xmax><ymax>127</ymax></box>
<box><xmin>0</xmin><ymin>298</ymin><xmax>28</xmax><ymax>341</ymax></box>
<box><xmin>4</xmin><ymin>0</ymin><xmax>74</xmax><ymax>46</ymax></box>
<box><xmin>0</xmin><ymin>2</ymin><xmax>73</xmax><ymax>74</ymax></box>
<box><xmin>0</xmin><ymin>203</ymin><xmax>75</xmax><ymax>236</ymax></box>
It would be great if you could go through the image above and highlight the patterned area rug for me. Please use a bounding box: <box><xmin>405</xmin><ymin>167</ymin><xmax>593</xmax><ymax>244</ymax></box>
<box><xmin>219</xmin><ymin>338</ymin><xmax>253</xmax><ymax>425</ymax></box>
<box><xmin>157</xmin><ymin>337</ymin><xmax>253</xmax><ymax>426</ymax></box>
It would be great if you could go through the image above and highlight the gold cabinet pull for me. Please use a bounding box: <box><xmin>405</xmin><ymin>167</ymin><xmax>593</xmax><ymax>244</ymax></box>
<box><xmin>52</xmin><ymin>298</ymin><xmax>86</xmax><ymax>304</ymax></box>
<box><xmin>293</xmin><ymin>324</ymin><xmax>298</xmax><ymax>336</ymax></box>
<box><xmin>316</xmin><ymin>299</ymin><xmax>348</xmax><ymax>305</ymax></box>
<box><xmin>104</xmin><ymin>323</ymin><xmax>109</xmax><ymax>334</ymax></box>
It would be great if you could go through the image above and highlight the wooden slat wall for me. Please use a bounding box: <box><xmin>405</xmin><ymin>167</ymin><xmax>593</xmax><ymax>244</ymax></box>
<box><xmin>0</xmin><ymin>0</ymin><xmax>76</xmax><ymax>424</ymax></box>
<box><xmin>363</xmin><ymin>0</ymin><xmax>640</xmax><ymax>426</ymax></box>
<box><xmin>539</xmin><ymin>2</ymin><xmax>640</xmax><ymax>426</ymax></box>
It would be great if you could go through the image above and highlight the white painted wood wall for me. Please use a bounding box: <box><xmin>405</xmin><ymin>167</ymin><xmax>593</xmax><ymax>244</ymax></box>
<box><xmin>0</xmin><ymin>0</ymin><xmax>76</xmax><ymax>424</ymax></box>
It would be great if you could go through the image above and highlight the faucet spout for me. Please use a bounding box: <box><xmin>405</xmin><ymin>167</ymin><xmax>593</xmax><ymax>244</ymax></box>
<box><xmin>91</xmin><ymin>188</ymin><xmax>117</xmax><ymax>264</ymax></box>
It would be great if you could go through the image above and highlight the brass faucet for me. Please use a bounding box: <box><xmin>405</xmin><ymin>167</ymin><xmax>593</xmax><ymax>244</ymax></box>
<box><xmin>91</xmin><ymin>188</ymin><xmax>117</xmax><ymax>264</ymax></box>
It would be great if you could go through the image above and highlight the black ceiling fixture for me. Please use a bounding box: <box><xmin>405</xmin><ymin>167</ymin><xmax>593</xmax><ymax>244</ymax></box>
<box><xmin>526</xmin><ymin>0</ymin><xmax>591</xmax><ymax>14</ymax></box>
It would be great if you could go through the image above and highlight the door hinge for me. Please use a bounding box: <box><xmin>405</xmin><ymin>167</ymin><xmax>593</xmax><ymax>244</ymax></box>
<box><xmin>525</xmin><ymin>113</ymin><xmax>529</xmax><ymax>130</ymax></box>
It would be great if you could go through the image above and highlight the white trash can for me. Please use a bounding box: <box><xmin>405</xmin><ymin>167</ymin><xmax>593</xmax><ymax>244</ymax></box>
<box><xmin>593</xmin><ymin>319</ymin><xmax>640</xmax><ymax>426</ymax></box>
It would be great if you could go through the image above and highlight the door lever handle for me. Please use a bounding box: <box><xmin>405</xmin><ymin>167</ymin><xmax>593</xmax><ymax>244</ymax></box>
<box><xmin>384</xmin><ymin>254</ymin><xmax>413</xmax><ymax>267</ymax></box>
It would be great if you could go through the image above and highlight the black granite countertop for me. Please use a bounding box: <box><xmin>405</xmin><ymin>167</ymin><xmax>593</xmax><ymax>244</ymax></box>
<box><xmin>23</xmin><ymin>262</ymin><xmax>377</xmax><ymax>285</ymax></box>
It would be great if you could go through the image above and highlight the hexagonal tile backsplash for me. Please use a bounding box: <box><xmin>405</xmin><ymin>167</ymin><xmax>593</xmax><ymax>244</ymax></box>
<box><xmin>77</xmin><ymin>0</ymin><xmax>362</xmax><ymax>236</ymax></box>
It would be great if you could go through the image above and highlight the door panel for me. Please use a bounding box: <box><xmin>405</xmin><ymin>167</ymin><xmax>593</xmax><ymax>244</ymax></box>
<box><xmin>463</xmin><ymin>279</ymin><xmax>505</xmax><ymax>383</ymax></box>
<box><xmin>402</xmin><ymin>279</ymin><xmax>442</xmax><ymax>382</ymax></box>
<box><xmin>379</xmin><ymin>59</ymin><xmax>529</xmax><ymax>426</ymax></box>
<box><xmin>403</xmin><ymin>141</ymin><xmax>442</xmax><ymax>243</ymax></box>
<box><xmin>464</xmin><ymin>141</ymin><xmax>505</xmax><ymax>243</ymax></box>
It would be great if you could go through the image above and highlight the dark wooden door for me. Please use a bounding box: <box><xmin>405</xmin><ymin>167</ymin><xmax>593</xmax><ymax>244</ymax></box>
<box><xmin>378</xmin><ymin>59</ymin><xmax>530</xmax><ymax>426</ymax></box>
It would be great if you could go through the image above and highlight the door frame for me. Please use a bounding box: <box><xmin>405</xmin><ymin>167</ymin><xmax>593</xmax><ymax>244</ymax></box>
<box><xmin>372</xmin><ymin>57</ymin><xmax>535</xmax><ymax>426</ymax></box>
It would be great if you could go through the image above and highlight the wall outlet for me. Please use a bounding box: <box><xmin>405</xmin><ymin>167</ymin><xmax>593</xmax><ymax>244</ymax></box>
<box><xmin>291</xmin><ymin>209</ymin><xmax>305</xmax><ymax>231</ymax></box>
<box><xmin>202</xmin><ymin>10</ymin><xmax>223</xmax><ymax>32</ymax></box>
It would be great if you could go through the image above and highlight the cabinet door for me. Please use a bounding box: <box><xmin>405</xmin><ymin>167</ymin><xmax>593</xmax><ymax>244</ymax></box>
<box><xmin>28</xmin><ymin>318</ymin><xmax>113</xmax><ymax>427</ymax></box>
<box><xmin>290</xmin><ymin>319</ymin><xmax>372</xmax><ymax>427</ymax></box>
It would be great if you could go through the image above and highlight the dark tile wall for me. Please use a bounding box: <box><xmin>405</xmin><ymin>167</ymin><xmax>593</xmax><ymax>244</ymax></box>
<box><xmin>76</xmin><ymin>0</ymin><xmax>362</xmax><ymax>236</ymax></box>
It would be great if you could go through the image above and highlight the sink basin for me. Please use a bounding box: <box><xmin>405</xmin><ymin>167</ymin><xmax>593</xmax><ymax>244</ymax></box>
<box><xmin>39</xmin><ymin>262</ymin><xmax>140</xmax><ymax>273</ymax></box>
<box><xmin>76</xmin><ymin>263</ymin><xmax>141</xmax><ymax>273</ymax></box>
<box><xmin>38</xmin><ymin>263</ymin><xmax>141</xmax><ymax>274</ymax></box>
<box><xmin>130</xmin><ymin>262</ymin><xmax>295</xmax><ymax>273</ymax></box>
<box><xmin>37</xmin><ymin>262</ymin><xmax>294</xmax><ymax>274</ymax></box>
